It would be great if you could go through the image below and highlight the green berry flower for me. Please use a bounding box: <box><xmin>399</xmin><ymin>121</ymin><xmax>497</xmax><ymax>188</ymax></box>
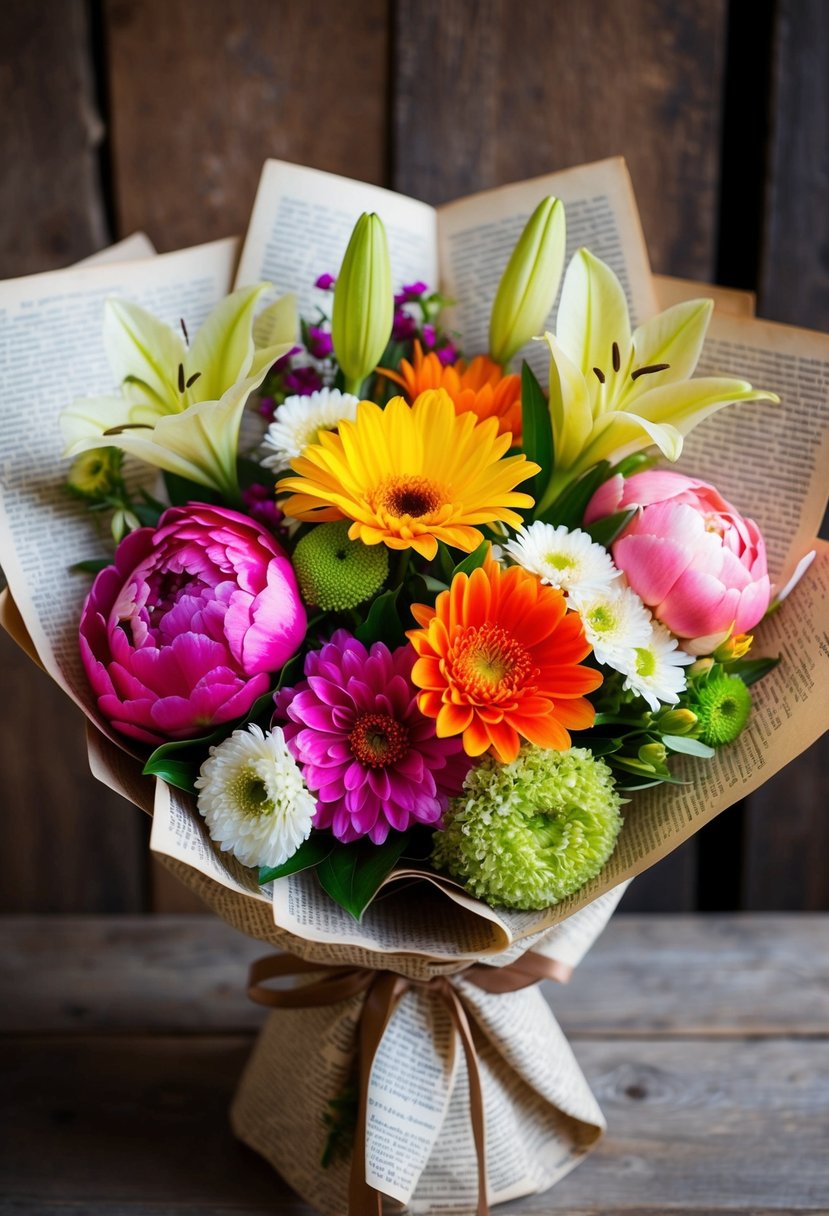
<box><xmin>432</xmin><ymin>745</ymin><xmax>623</xmax><ymax>910</ymax></box>
<box><xmin>292</xmin><ymin>519</ymin><xmax>388</xmax><ymax>611</ymax></box>
<box><xmin>688</xmin><ymin>672</ymin><xmax>751</xmax><ymax>746</ymax></box>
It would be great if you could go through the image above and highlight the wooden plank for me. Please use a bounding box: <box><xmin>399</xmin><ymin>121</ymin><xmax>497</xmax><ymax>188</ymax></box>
<box><xmin>0</xmin><ymin>1035</ymin><xmax>826</xmax><ymax>1213</ymax></box>
<box><xmin>0</xmin><ymin>0</ymin><xmax>108</xmax><ymax>276</ymax></box>
<box><xmin>103</xmin><ymin>0</ymin><xmax>390</xmax><ymax>252</ymax></box>
<box><xmin>392</xmin><ymin>0</ymin><xmax>728</xmax><ymax>280</ymax></box>
<box><xmin>0</xmin><ymin>651</ymin><xmax>147</xmax><ymax>913</ymax></box>
<box><xmin>0</xmin><ymin>3</ymin><xmax>147</xmax><ymax>913</ymax></box>
<box><xmin>3</xmin><ymin>914</ymin><xmax>827</xmax><ymax>1036</ymax></box>
<box><xmin>744</xmin><ymin>0</ymin><xmax>829</xmax><ymax>910</ymax></box>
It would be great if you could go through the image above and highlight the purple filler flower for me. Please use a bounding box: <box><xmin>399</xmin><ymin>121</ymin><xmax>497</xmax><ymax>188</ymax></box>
<box><xmin>315</xmin><ymin>273</ymin><xmax>336</xmax><ymax>291</ymax></box>
<box><xmin>276</xmin><ymin>630</ymin><xmax>471</xmax><ymax>844</ymax></box>
<box><xmin>395</xmin><ymin>281</ymin><xmax>429</xmax><ymax>304</ymax></box>
<box><xmin>306</xmin><ymin>324</ymin><xmax>334</xmax><ymax>360</ymax></box>
<box><xmin>391</xmin><ymin>308</ymin><xmax>417</xmax><ymax>341</ymax></box>
<box><xmin>283</xmin><ymin>364</ymin><xmax>324</xmax><ymax>396</ymax></box>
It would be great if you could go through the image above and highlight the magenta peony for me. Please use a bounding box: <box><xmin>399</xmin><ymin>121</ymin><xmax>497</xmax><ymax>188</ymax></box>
<box><xmin>276</xmin><ymin>630</ymin><xmax>471</xmax><ymax>844</ymax></box>
<box><xmin>585</xmin><ymin>470</ymin><xmax>771</xmax><ymax>653</ymax></box>
<box><xmin>80</xmin><ymin>504</ymin><xmax>306</xmax><ymax>743</ymax></box>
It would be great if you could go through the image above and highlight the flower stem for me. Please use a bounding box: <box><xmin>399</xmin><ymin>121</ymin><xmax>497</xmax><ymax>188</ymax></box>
<box><xmin>393</xmin><ymin>549</ymin><xmax>411</xmax><ymax>588</ymax></box>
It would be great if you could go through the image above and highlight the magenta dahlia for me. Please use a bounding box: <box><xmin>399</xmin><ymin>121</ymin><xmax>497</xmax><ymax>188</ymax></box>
<box><xmin>276</xmin><ymin>630</ymin><xmax>471</xmax><ymax>844</ymax></box>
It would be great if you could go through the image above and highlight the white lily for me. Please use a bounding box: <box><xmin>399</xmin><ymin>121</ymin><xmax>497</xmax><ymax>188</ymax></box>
<box><xmin>537</xmin><ymin>250</ymin><xmax>778</xmax><ymax>512</ymax></box>
<box><xmin>61</xmin><ymin>286</ymin><xmax>296</xmax><ymax>502</ymax></box>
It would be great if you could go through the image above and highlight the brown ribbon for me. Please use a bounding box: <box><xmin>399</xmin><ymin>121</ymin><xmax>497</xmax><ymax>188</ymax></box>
<box><xmin>247</xmin><ymin>950</ymin><xmax>572</xmax><ymax>1215</ymax></box>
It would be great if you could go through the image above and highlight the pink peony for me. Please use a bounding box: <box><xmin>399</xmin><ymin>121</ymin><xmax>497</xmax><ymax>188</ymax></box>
<box><xmin>584</xmin><ymin>470</ymin><xmax>770</xmax><ymax>653</ymax></box>
<box><xmin>276</xmin><ymin>630</ymin><xmax>471</xmax><ymax>844</ymax></box>
<box><xmin>80</xmin><ymin>504</ymin><xmax>306</xmax><ymax>744</ymax></box>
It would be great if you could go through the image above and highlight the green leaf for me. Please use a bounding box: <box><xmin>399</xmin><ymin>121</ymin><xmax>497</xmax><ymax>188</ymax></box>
<box><xmin>452</xmin><ymin>539</ymin><xmax>490</xmax><ymax>578</ymax></box>
<box><xmin>520</xmin><ymin>360</ymin><xmax>554</xmax><ymax>500</ymax></box>
<box><xmin>162</xmin><ymin>469</ymin><xmax>222</xmax><ymax>507</ymax></box>
<box><xmin>420</xmin><ymin>574</ymin><xmax>449</xmax><ymax>594</ymax></box>
<box><xmin>316</xmin><ymin>833</ymin><xmax>411</xmax><ymax>920</ymax></box>
<box><xmin>662</xmin><ymin>734</ymin><xmax>716</xmax><ymax>759</ymax></box>
<box><xmin>142</xmin><ymin>755</ymin><xmax>200</xmax><ymax>794</ymax></box>
<box><xmin>725</xmin><ymin>655</ymin><xmax>780</xmax><ymax>685</ymax></box>
<box><xmin>354</xmin><ymin>587</ymin><xmax>404</xmax><ymax>647</ymax></box>
<box><xmin>536</xmin><ymin>461</ymin><xmax>611</xmax><ymax>529</ymax></box>
<box><xmin>70</xmin><ymin>557</ymin><xmax>112</xmax><ymax>575</ymax></box>
<box><xmin>259</xmin><ymin>833</ymin><xmax>334</xmax><ymax>884</ymax></box>
<box><xmin>436</xmin><ymin>542</ymin><xmax>455</xmax><ymax>583</ymax></box>
<box><xmin>585</xmin><ymin>507</ymin><xmax>637</xmax><ymax>548</ymax></box>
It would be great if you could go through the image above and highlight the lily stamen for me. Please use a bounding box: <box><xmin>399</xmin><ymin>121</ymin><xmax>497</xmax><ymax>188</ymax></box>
<box><xmin>593</xmin><ymin>366</ymin><xmax>606</xmax><ymax>384</ymax></box>
<box><xmin>631</xmin><ymin>362</ymin><xmax>671</xmax><ymax>381</ymax></box>
<box><xmin>612</xmin><ymin>341</ymin><xmax>621</xmax><ymax>372</ymax></box>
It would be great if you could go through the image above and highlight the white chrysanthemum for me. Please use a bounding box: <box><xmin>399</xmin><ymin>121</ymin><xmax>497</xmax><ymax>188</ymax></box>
<box><xmin>569</xmin><ymin>584</ymin><xmax>652</xmax><ymax>670</ymax></box>
<box><xmin>195</xmin><ymin>724</ymin><xmax>315</xmax><ymax>869</ymax></box>
<box><xmin>618</xmin><ymin>622</ymin><xmax>695</xmax><ymax>712</ymax></box>
<box><xmin>260</xmin><ymin>388</ymin><xmax>360</xmax><ymax>470</ymax></box>
<box><xmin>503</xmin><ymin>522</ymin><xmax>621</xmax><ymax>598</ymax></box>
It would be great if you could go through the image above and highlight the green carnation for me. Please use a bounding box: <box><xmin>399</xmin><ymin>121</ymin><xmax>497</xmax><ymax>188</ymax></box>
<box><xmin>432</xmin><ymin>745</ymin><xmax>623</xmax><ymax>910</ymax></box>
<box><xmin>688</xmin><ymin>672</ymin><xmax>751</xmax><ymax>746</ymax></box>
<box><xmin>292</xmin><ymin>520</ymin><xmax>388</xmax><ymax>611</ymax></box>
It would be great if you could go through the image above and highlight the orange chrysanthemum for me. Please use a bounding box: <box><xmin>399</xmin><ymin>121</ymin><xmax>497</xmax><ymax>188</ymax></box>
<box><xmin>381</xmin><ymin>340</ymin><xmax>522</xmax><ymax>440</ymax></box>
<box><xmin>277</xmin><ymin>390</ymin><xmax>538</xmax><ymax>561</ymax></box>
<box><xmin>408</xmin><ymin>557</ymin><xmax>603</xmax><ymax>763</ymax></box>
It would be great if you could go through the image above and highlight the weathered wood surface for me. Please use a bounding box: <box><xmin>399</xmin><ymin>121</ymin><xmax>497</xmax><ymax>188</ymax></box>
<box><xmin>1</xmin><ymin>915</ymin><xmax>827</xmax><ymax>1213</ymax></box>
<box><xmin>4</xmin><ymin>914</ymin><xmax>828</xmax><ymax>1037</ymax></box>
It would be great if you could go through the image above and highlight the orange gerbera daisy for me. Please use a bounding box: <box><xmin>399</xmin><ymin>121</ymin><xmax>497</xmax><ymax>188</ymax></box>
<box><xmin>381</xmin><ymin>340</ymin><xmax>522</xmax><ymax>440</ymax></box>
<box><xmin>277</xmin><ymin>390</ymin><xmax>538</xmax><ymax>561</ymax></box>
<box><xmin>408</xmin><ymin>556</ymin><xmax>602</xmax><ymax>763</ymax></box>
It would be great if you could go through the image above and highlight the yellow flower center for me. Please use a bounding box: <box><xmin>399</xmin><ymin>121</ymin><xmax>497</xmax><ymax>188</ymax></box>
<box><xmin>377</xmin><ymin>475</ymin><xmax>444</xmax><ymax>519</ymax></box>
<box><xmin>545</xmin><ymin>552</ymin><xmax>576</xmax><ymax>571</ymax></box>
<box><xmin>450</xmin><ymin>624</ymin><xmax>533</xmax><ymax>701</ymax></box>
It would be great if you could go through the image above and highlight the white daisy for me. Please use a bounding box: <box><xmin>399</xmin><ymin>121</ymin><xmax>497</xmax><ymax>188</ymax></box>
<box><xmin>569</xmin><ymin>584</ymin><xmax>653</xmax><ymax>670</ymax></box>
<box><xmin>260</xmin><ymin>388</ymin><xmax>360</xmax><ymax>470</ymax></box>
<box><xmin>619</xmin><ymin>622</ymin><xmax>695</xmax><ymax>712</ymax></box>
<box><xmin>503</xmin><ymin>522</ymin><xmax>620</xmax><ymax>599</ymax></box>
<box><xmin>195</xmin><ymin>724</ymin><xmax>316</xmax><ymax>869</ymax></box>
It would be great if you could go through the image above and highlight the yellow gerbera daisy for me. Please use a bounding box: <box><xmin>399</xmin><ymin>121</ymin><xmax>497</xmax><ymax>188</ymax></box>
<box><xmin>277</xmin><ymin>389</ymin><xmax>539</xmax><ymax>560</ymax></box>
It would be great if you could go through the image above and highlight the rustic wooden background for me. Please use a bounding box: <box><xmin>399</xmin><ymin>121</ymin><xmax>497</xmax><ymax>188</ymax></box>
<box><xmin>0</xmin><ymin>0</ymin><xmax>826</xmax><ymax>915</ymax></box>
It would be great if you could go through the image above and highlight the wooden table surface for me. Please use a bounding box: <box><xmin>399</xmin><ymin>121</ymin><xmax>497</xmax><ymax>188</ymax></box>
<box><xmin>1</xmin><ymin>914</ymin><xmax>827</xmax><ymax>1214</ymax></box>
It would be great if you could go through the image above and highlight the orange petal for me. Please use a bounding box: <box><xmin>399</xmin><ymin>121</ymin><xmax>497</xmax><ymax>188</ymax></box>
<box><xmin>437</xmin><ymin>702</ymin><xmax>473</xmax><ymax>737</ymax></box>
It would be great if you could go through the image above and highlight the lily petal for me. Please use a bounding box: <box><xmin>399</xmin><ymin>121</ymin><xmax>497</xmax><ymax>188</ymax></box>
<box><xmin>616</xmin><ymin>298</ymin><xmax>714</xmax><ymax>410</ymax></box>
<box><xmin>185</xmin><ymin>283</ymin><xmax>272</xmax><ymax>402</ymax></box>
<box><xmin>103</xmin><ymin>299</ymin><xmax>184</xmax><ymax>409</ymax></box>
<box><xmin>556</xmin><ymin>248</ymin><xmax>631</xmax><ymax>384</ymax></box>
<box><xmin>544</xmin><ymin>332</ymin><xmax>593</xmax><ymax>469</ymax></box>
<box><xmin>630</xmin><ymin>377</ymin><xmax>779</xmax><ymax>437</ymax></box>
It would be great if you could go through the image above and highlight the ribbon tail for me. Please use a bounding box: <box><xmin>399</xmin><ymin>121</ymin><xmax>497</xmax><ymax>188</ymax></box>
<box><xmin>441</xmin><ymin>981</ymin><xmax>489</xmax><ymax>1216</ymax></box>
<box><xmin>349</xmin><ymin>972</ymin><xmax>409</xmax><ymax>1216</ymax></box>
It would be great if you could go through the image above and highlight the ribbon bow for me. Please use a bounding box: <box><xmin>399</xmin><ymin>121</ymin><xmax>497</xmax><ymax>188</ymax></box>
<box><xmin>247</xmin><ymin>951</ymin><xmax>572</xmax><ymax>1215</ymax></box>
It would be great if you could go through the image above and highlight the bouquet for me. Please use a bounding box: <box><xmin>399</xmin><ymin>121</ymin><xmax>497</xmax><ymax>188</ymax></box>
<box><xmin>2</xmin><ymin>158</ymin><xmax>827</xmax><ymax>1215</ymax></box>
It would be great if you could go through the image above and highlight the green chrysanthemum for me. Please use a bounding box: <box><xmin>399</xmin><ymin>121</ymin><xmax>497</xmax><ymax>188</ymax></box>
<box><xmin>292</xmin><ymin>519</ymin><xmax>388</xmax><ymax>611</ymax></box>
<box><xmin>689</xmin><ymin>673</ymin><xmax>751</xmax><ymax>746</ymax></box>
<box><xmin>432</xmin><ymin>745</ymin><xmax>623</xmax><ymax>910</ymax></box>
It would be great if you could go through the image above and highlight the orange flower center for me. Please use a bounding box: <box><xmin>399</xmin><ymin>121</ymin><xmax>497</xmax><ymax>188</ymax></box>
<box><xmin>449</xmin><ymin>624</ymin><xmax>533</xmax><ymax>702</ymax></box>
<box><xmin>349</xmin><ymin>712</ymin><xmax>410</xmax><ymax>768</ymax></box>
<box><xmin>377</xmin><ymin>475</ymin><xmax>444</xmax><ymax>519</ymax></box>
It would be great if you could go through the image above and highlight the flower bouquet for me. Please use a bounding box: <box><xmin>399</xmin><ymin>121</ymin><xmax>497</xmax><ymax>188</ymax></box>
<box><xmin>1</xmin><ymin>158</ymin><xmax>827</xmax><ymax>1216</ymax></box>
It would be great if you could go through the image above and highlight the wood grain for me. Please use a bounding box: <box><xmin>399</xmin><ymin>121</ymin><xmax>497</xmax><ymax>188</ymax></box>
<box><xmin>392</xmin><ymin>0</ymin><xmax>728</xmax><ymax>279</ymax></box>
<box><xmin>0</xmin><ymin>0</ymin><xmax>108</xmax><ymax>276</ymax></box>
<box><xmin>1</xmin><ymin>1036</ymin><xmax>826</xmax><ymax>1213</ymax></box>
<box><xmin>103</xmin><ymin>0</ymin><xmax>391</xmax><ymax>252</ymax></box>
<box><xmin>2</xmin><ymin>914</ymin><xmax>825</xmax><ymax>1037</ymax></box>
<box><xmin>0</xmin><ymin>1</ymin><xmax>147</xmax><ymax>913</ymax></box>
<box><xmin>743</xmin><ymin>0</ymin><xmax>829</xmax><ymax>911</ymax></box>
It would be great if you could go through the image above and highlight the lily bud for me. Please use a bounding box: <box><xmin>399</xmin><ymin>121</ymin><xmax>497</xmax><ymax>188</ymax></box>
<box><xmin>638</xmin><ymin>742</ymin><xmax>668</xmax><ymax>769</ymax></box>
<box><xmin>332</xmin><ymin>213</ymin><xmax>393</xmax><ymax>394</ymax></box>
<box><xmin>688</xmin><ymin>657</ymin><xmax>715</xmax><ymax>679</ymax></box>
<box><xmin>712</xmin><ymin>632</ymin><xmax>753</xmax><ymax>662</ymax></box>
<box><xmin>488</xmin><ymin>196</ymin><xmax>566</xmax><ymax>366</ymax></box>
<box><xmin>658</xmin><ymin>708</ymin><xmax>699</xmax><ymax>736</ymax></box>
